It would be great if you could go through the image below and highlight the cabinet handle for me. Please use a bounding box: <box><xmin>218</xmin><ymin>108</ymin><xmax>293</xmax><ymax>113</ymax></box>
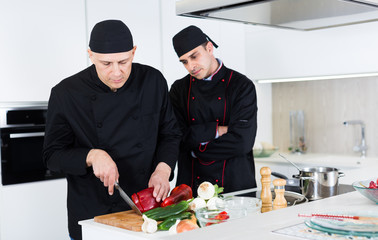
<box><xmin>9</xmin><ymin>132</ymin><xmax>45</xmax><ymax>138</ymax></box>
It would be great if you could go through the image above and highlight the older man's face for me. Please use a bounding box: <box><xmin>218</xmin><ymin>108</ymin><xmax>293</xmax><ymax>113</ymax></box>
<box><xmin>88</xmin><ymin>46</ymin><xmax>136</xmax><ymax>91</ymax></box>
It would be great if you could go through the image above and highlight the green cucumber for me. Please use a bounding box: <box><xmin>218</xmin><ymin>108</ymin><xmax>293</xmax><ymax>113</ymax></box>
<box><xmin>157</xmin><ymin>211</ymin><xmax>192</xmax><ymax>230</ymax></box>
<box><xmin>144</xmin><ymin>200</ymin><xmax>189</xmax><ymax>221</ymax></box>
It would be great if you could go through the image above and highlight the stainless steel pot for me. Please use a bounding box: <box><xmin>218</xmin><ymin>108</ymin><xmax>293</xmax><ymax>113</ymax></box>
<box><xmin>293</xmin><ymin>167</ymin><xmax>344</xmax><ymax>201</ymax></box>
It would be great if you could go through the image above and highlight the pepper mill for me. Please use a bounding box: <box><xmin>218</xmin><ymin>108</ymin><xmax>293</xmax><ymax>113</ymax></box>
<box><xmin>260</xmin><ymin>167</ymin><xmax>272</xmax><ymax>213</ymax></box>
<box><xmin>273</xmin><ymin>178</ymin><xmax>287</xmax><ymax>210</ymax></box>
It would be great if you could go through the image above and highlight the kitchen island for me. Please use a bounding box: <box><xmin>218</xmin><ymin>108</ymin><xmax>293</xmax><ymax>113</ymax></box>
<box><xmin>80</xmin><ymin>154</ymin><xmax>377</xmax><ymax>240</ymax></box>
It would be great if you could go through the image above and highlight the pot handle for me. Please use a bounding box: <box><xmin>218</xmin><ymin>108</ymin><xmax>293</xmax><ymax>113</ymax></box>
<box><xmin>292</xmin><ymin>174</ymin><xmax>314</xmax><ymax>180</ymax></box>
<box><xmin>338</xmin><ymin>172</ymin><xmax>345</xmax><ymax>178</ymax></box>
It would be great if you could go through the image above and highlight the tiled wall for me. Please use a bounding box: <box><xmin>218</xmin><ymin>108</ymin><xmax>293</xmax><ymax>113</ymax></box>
<box><xmin>272</xmin><ymin>77</ymin><xmax>378</xmax><ymax>157</ymax></box>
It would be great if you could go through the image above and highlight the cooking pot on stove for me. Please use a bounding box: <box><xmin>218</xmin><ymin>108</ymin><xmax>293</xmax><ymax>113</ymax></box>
<box><xmin>272</xmin><ymin>167</ymin><xmax>344</xmax><ymax>201</ymax></box>
<box><xmin>271</xmin><ymin>172</ymin><xmax>301</xmax><ymax>193</ymax></box>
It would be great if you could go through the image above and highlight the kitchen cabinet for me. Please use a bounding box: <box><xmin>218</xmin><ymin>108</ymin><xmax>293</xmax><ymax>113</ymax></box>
<box><xmin>0</xmin><ymin>0</ymin><xmax>88</xmax><ymax>102</ymax></box>
<box><xmin>245</xmin><ymin>21</ymin><xmax>378</xmax><ymax>81</ymax></box>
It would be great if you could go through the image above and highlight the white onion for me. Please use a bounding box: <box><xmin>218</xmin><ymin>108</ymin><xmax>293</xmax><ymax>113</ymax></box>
<box><xmin>189</xmin><ymin>197</ymin><xmax>207</xmax><ymax>211</ymax></box>
<box><xmin>206</xmin><ymin>197</ymin><xmax>223</xmax><ymax>210</ymax></box>
<box><xmin>197</xmin><ymin>181</ymin><xmax>215</xmax><ymax>200</ymax></box>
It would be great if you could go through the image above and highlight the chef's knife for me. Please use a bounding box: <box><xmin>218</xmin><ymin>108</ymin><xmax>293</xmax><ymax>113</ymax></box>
<box><xmin>114</xmin><ymin>182</ymin><xmax>143</xmax><ymax>216</ymax></box>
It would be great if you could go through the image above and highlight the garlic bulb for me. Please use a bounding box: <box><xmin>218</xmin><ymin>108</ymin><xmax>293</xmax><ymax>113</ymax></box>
<box><xmin>141</xmin><ymin>214</ymin><xmax>157</xmax><ymax>234</ymax></box>
<box><xmin>168</xmin><ymin>219</ymin><xmax>181</xmax><ymax>235</ymax></box>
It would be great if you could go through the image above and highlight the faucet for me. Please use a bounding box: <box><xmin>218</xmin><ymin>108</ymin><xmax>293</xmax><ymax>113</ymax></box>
<box><xmin>343</xmin><ymin>120</ymin><xmax>367</xmax><ymax>161</ymax></box>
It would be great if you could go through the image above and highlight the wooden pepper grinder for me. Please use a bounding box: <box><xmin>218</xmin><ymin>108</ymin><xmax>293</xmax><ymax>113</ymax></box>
<box><xmin>273</xmin><ymin>178</ymin><xmax>287</xmax><ymax>210</ymax></box>
<box><xmin>260</xmin><ymin>167</ymin><xmax>272</xmax><ymax>213</ymax></box>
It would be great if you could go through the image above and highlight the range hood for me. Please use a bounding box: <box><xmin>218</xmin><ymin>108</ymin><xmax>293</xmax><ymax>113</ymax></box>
<box><xmin>176</xmin><ymin>0</ymin><xmax>378</xmax><ymax>30</ymax></box>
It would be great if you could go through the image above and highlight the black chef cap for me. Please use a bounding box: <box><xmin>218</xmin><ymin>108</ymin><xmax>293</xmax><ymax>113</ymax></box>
<box><xmin>172</xmin><ymin>25</ymin><xmax>218</xmax><ymax>57</ymax></box>
<box><xmin>89</xmin><ymin>20</ymin><xmax>133</xmax><ymax>53</ymax></box>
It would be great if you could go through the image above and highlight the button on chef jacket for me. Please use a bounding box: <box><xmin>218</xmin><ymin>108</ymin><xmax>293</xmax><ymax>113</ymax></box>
<box><xmin>43</xmin><ymin>63</ymin><xmax>181</xmax><ymax>240</ymax></box>
<box><xmin>169</xmin><ymin>62</ymin><xmax>257</xmax><ymax>195</ymax></box>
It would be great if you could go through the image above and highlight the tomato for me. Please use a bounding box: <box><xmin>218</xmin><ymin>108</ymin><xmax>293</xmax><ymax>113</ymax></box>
<box><xmin>369</xmin><ymin>181</ymin><xmax>377</xmax><ymax>189</ymax></box>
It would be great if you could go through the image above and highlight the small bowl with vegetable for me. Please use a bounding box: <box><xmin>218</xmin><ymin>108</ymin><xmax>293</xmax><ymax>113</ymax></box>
<box><xmin>195</xmin><ymin>208</ymin><xmax>232</xmax><ymax>227</ymax></box>
<box><xmin>352</xmin><ymin>178</ymin><xmax>378</xmax><ymax>204</ymax></box>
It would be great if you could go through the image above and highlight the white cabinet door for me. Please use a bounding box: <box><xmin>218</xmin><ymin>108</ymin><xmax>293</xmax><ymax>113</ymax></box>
<box><xmin>0</xmin><ymin>0</ymin><xmax>88</xmax><ymax>102</ymax></box>
<box><xmin>246</xmin><ymin>21</ymin><xmax>378</xmax><ymax>81</ymax></box>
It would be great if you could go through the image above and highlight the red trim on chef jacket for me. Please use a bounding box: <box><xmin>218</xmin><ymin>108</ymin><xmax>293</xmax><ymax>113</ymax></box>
<box><xmin>223</xmin><ymin>71</ymin><xmax>233</xmax><ymax>125</ymax></box>
<box><xmin>187</xmin><ymin>76</ymin><xmax>193</xmax><ymax>124</ymax></box>
<box><xmin>198</xmin><ymin>157</ymin><xmax>215</xmax><ymax>165</ymax></box>
<box><xmin>222</xmin><ymin>160</ymin><xmax>226</xmax><ymax>186</ymax></box>
<box><xmin>191</xmin><ymin>158</ymin><xmax>194</xmax><ymax>189</ymax></box>
<box><xmin>206</xmin><ymin>62</ymin><xmax>223</xmax><ymax>81</ymax></box>
<box><xmin>199</xmin><ymin>142</ymin><xmax>208</xmax><ymax>152</ymax></box>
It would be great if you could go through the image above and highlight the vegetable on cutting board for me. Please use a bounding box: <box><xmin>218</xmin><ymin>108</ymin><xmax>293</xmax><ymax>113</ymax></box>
<box><xmin>144</xmin><ymin>200</ymin><xmax>189</xmax><ymax>221</ymax></box>
<box><xmin>161</xmin><ymin>184</ymin><xmax>193</xmax><ymax>207</ymax></box>
<box><xmin>131</xmin><ymin>187</ymin><xmax>161</xmax><ymax>213</ymax></box>
<box><xmin>157</xmin><ymin>211</ymin><xmax>192</xmax><ymax>231</ymax></box>
<box><xmin>141</xmin><ymin>215</ymin><xmax>157</xmax><ymax>234</ymax></box>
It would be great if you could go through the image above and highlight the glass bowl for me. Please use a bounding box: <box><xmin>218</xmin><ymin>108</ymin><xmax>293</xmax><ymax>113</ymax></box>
<box><xmin>253</xmin><ymin>148</ymin><xmax>278</xmax><ymax>158</ymax></box>
<box><xmin>217</xmin><ymin>196</ymin><xmax>262</xmax><ymax>215</ymax></box>
<box><xmin>195</xmin><ymin>208</ymin><xmax>232</xmax><ymax>228</ymax></box>
<box><xmin>352</xmin><ymin>179</ymin><xmax>378</xmax><ymax>204</ymax></box>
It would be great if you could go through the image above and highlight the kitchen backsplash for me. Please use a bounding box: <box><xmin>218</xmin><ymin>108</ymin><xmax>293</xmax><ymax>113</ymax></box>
<box><xmin>272</xmin><ymin>76</ymin><xmax>378</xmax><ymax>157</ymax></box>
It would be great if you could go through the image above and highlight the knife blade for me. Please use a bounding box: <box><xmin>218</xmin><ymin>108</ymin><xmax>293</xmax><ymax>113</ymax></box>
<box><xmin>114</xmin><ymin>182</ymin><xmax>143</xmax><ymax>216</ymax></box>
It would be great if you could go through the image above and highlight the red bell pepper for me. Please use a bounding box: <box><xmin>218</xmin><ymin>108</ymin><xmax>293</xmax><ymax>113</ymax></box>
<box><xmin>131</xmin><ymin>187</ymin><xmax>161</xmax><ymax>213</ymax></box>
<box><xmin>161</xmin><ymin>184</ymin><xmax>193</xmax><ymax>207</ymax></box>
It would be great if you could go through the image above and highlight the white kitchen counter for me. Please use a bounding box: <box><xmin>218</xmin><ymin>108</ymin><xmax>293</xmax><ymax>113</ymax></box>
<box><xmin>80</xmin><ymin>191</ymin><xmax>377</xmax><ymax>240</ymax></box>
<box><xmin>80</xmin><ymin>153</ymin><xmax>378</xmax><ymax>240</ymax></box>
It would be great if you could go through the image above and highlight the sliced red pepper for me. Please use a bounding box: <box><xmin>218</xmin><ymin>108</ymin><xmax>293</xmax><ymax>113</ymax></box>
<box><xmin>131</xmin><ymin>193</ymin><xmax>144</xmax><ymax>213</ymax></box>
<box><xmin>131</xmin><ymin>187</ymin><xmax>161</xmax><ymax>213</ymax></box>
<box><xmin>214</xmin><ymin>211</ymin><xmax>230</xmax><ymax>220</ymax></box>
<box><xmin>161</xmin><ymin>184</ymin><xmax>193</xmax><ymax>207</ymax></box>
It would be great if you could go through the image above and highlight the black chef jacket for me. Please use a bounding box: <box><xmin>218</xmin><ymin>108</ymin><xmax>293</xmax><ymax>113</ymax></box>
<box><xmin>169</xmin><ymin>63</ymin><xmax>257</xmax><ymax>195</ymax></box>
<box><xmin>43</xmin><ymin>63</ymin><xmax>181</xmax><ymax>240</ymax></box>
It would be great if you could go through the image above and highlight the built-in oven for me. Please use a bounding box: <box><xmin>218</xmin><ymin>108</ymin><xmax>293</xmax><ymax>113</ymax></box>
<box><xmin>0</xmin><ymin>102</ymin><xmax>64</xmax><ymax>185</ymax></box>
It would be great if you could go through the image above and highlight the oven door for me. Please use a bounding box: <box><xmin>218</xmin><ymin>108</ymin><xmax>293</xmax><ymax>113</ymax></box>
<box><xmin>1</xmin><ymin>126</ymin><xmax>64</xmax><ymax>185</ymax></box>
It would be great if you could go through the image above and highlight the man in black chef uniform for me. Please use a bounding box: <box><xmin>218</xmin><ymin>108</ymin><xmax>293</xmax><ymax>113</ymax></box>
<box><xmin>169</xmin><ymin>25</ymin><xmax>258</xmax><ymax>195</ymax></box>
<box><xmin>43</xmin><ymin>20</ymin><xmax>181</xmax><ymax>240</ymax></box>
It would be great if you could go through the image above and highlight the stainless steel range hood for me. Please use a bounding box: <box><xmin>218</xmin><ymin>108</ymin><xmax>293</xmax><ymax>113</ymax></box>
<box><xmin>176</xmin><ymin>0</ymin><xmax>378</xmax><ymax>30</ymax></box>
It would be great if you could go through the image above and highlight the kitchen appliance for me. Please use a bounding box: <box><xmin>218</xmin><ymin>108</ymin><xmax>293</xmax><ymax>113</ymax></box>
<box><xmin>294</xmin><ymin>167</ymin><xmax>344</xmax><ymax>201</ymax></box>
<box><xmin>0</xmin><ymin>102</ymin><xmax>64</xmax><ymax>185</ymax></box>
<box><xmin>176</xmin><ymin>0</ymin><xmax>378</xmax><ymax>31</ymax></box>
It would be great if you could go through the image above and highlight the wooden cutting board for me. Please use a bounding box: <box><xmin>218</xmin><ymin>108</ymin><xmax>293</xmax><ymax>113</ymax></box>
<box><xmin>94</xmin><ymin>210</ymin><xmax>144</xmax><ymax>232</ymax></box>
